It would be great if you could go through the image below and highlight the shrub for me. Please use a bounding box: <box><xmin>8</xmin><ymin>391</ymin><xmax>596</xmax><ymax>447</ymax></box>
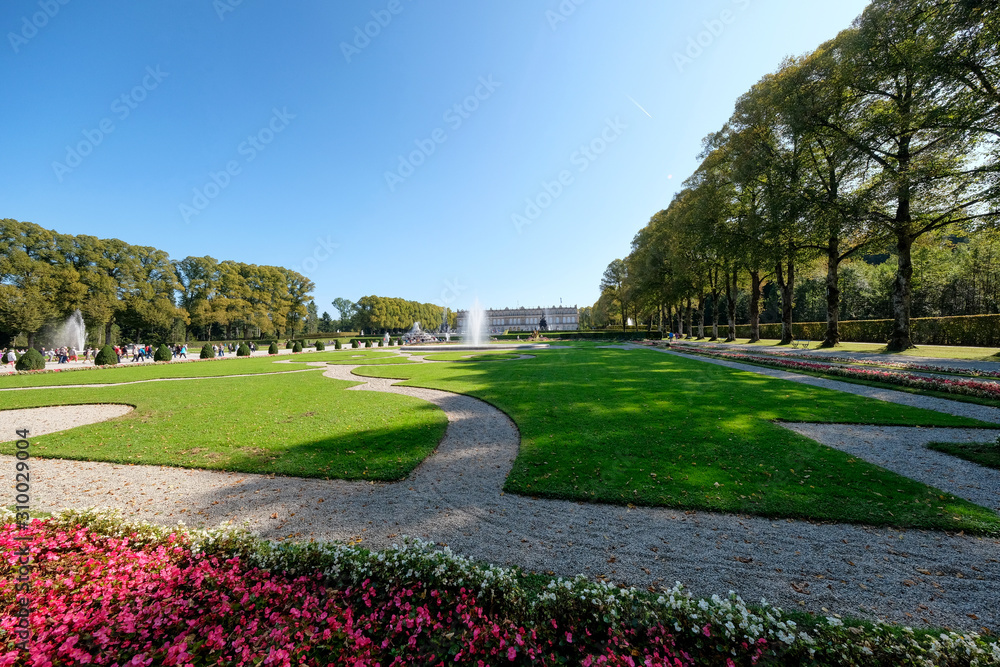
<box><xmin>285</xmin><ymin>340</ymin><xmax>293</xmax><ymax>349</ymax></box>
<box><xmin>94</xmin><ymin>345</ymin><xmax>118</xmax><ymax>367</ymax></box>
<box><xmin>153</xmin><ymin>344</ymin><xmax>172</xmax><ymax>362</ymax></box>
<box><xmin>237</xmin><ymin>343</ymin><xmax>251</xmax><ymax>357</ymax></box>
<box><xmin>351</xmin><ymin>340</ymin><xmax>360</xmax><ymax>349</ymax></box>
<box><xmin>335</xmin><ymin>339</ymin><xmax>342</xmax><ymax>350</ymax></box>
<box><xmin>14</xmin><ymin>347</ymin><xmax>45</xmax><ymax>371</ymax></box>
<box><xmin>365</xmin><ymin>340</ymin><xmax>373</xmax><ymax>348</ymax></box>
<box><xmin>292</xmin><ymin>341</ymin><xmax>303</xmax><ymax>353</ymax></box>
<box><xmin>200</xmin><ymin>344</ymin><xmax>215</xmax><ymax>359</ymax></box>
<box><xmin>315</xmin><ymin>340</ymin><xmax>325</xmax><ymax>351</ymax></box>
<box><xmin>268</xmin><ymin>342</ymin><xmax>278</xmax><ymax>355</ymax></box>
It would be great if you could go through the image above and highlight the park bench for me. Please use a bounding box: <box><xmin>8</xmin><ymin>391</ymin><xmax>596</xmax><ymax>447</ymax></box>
<box><xmin>789</xmin><ymin>339</ymin><xmax>811</xmax><ymax>349</ymax></box>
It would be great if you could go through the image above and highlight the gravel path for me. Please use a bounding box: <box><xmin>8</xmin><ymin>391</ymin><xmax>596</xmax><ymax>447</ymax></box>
<box><xmin>6</xmin><ymin>359</ymin><xmax>1000</xmax><ymax>633</ymax></box>
<box><xmin>779</xmin><ymin>424</ymin><xmax>1000</xmax><ymax>512</ymax></box>
<box><xmin>0</xmin><ymin>404</ymin><xmax>134</xmax><ymax>437</ymax></box>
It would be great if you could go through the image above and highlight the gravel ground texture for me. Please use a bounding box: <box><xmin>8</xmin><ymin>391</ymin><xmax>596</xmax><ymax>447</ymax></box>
<box><xmin>4</xmin><ymin>356</ymin><xmax>1000</xmax><ymax>634</ymax></box>
<box><xmin>0</xmin><ymin>404</ymin><xmax>134</xmax><ymax>438</ymax></box>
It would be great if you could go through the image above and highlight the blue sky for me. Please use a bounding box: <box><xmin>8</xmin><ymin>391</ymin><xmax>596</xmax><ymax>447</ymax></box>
<box><xmin>1</xmin><ymin>0</ymin><xmax>871</xmax><ymax>315</ymax></box>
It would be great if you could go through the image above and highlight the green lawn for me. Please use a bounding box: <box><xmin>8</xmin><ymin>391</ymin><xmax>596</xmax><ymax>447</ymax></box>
<box><xmin>0</xmin><ymin>355</ymin><xmax>323</xmax><ymax>389</ymax></box>
<box><xmin>420</xmin><ymin>351</ymin><xmax>527</xmax><ymax>362</ymax></box>
<box><xmin>278</xmin><ymin>350</ymin><xmax>417</xmax><ymax>365</ymax></box>
<box><xmin>706</xmin><ymin>338</ymin><xmax>1000</xmax><ymax>362</ymax></box>
<box><xmin>928</xmin><ymin>442</ymin><xmax>1000</xmax><ymax>471</ymax></box>
<box><xmin>355</xmin><ymin>347</ymin><xmax>1000</xmax><ymax>534</ymax></box>
<box><xmin>0</xmin><ymin>371</ymin><xmax>447</xmax><ymax>480</ymax></box>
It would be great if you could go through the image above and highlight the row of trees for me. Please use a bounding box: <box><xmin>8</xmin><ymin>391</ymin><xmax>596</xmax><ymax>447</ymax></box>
<box><xmin>351</xmin><ymin>295</ymin><xmax>454</xmax><ymax>333</ymax></box>
<box><xmin>599</xmin><ymin>0</ymin><xmax>999</xmax><ymax>350</ymax></box>
<box><xmin>0</xmin><ymin>219</ymin><xmax>314</xmax><ymax>346</ymax></box>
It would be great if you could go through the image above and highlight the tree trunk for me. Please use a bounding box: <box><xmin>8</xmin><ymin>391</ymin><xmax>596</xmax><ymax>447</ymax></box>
<box><xmin>776</xmin><ymin>260</ymin><xmax>795</xmax><ymax>345</ymax></box>
<box><xmin>710</xmin><ymin>290</ymin><xmax>720</xmax><ymax>341</ymax></box>
<box><xmin>696</xmin><ymin>293</ymin><xmax>705</xmax><ymax>339</ymax></box>
<box><xmin>104</xmin><ymin>320</ymin><xmax>113</xmax><ymax>346</ymax></box>
<box><xmin>676</xmin><ymin>306</ymin><xmax>684</xmax><ymax>338</ymax></box>
<box><xmin>725</xmin><ymin>270</ymin><xmax>738</xmax><ymax>342</ymax></box>
<box><xmin>685</xmin><ymin>298</ymin><xmax>693</xmax><ymax>340</ymax></box>
<box><xmin>821</xmin><ymin>235</ymin><xmax>841</xmax><ymax>348</ymax></box>
<box><xmin>888</xmin><ymin>231</ymin><xmax>916</xmax><ymax>351</ymax></box>
<box><xmin>621</xmin><ymin>302</ymin><xmax>627</xmax><ymax>333</ymax></box>
<box><xmin>748</xmin><ymin>270</ymin><xmax>762</xmax><ymax>343</ymax></box>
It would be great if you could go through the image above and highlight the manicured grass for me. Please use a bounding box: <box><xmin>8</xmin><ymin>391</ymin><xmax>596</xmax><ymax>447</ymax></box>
<box><xmin>0</xmin><ymin>355</ymin><xmax>323</xmax><ymax>388</ymax></box>
<box><xmin>420</xmin><ymin>351</ymin><xmax>528</xmax><ymax>362</ymax></box>
<box><xmin>0</xmin><ymin>372</ymin><xmax>448</xmax><ymax>480</ymax></box>
<box><xmin>710</xmin><ymin>338</ymin><xmax>1000</xmax><ymax>361</ymax></box>
<box><xmin>355</xmin><ymin>347</ymin><xmax>1000</xmax><ymax>534</ymax></box>
<box><xmin>279</xmin><ymin>350</ymin><xmax>417</xmax><ymax>365</ymax></box>
<box><xmin>928</xmin><ymin>442</ymin><xmax>1000</xmax><ymax>471</ymax></box>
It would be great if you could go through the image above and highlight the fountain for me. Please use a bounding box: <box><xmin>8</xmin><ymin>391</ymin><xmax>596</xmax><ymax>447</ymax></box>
<box><xmin>53</xmin><ymin>309</ymin><xmax>87</xmax><ymax>351</ymax></box>
<box><xmin>466</xmin><ymin>297</ymin><xmax>485</xmax><ymax>347</ymax></box>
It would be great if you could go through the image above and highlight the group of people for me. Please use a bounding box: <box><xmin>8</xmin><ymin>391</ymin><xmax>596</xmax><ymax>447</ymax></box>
<box><xmin>3</xmin><ymin>340</ymin><xmax>264</xmax><ymax>370</ymax></box>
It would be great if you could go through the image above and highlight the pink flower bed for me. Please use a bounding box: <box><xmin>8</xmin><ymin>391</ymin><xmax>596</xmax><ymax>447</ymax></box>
<box><xmin>672</xmin><ymin>344</ymin><xmax>1000</xmax><ymax>402</ymax></box>
<box><xmin>1</xmin><ymin>521</ymin><xmax>702</xmax><ymax>666</ymax></box>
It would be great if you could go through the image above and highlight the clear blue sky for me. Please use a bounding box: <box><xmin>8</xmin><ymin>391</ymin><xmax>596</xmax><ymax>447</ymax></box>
<box><xmin>1</xmin><ymin>0</ymin><xmax>870</xmax><ymax>315</ymax></box>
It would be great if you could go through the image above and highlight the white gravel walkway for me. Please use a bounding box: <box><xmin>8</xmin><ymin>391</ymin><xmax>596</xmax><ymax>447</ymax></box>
<box><xmin>4</xmin><ymin>357</ymin><xmax>1000</xmax><ymax>633</ymax></box>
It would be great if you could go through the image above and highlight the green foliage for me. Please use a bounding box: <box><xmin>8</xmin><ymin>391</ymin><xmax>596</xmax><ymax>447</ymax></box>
<box><xmin>14</xmin><ymin>347</ymin><xmax>45</xmax><ymax>371</ymax></box>
<box><xmin>94</xmin><ymin>345</ymin><xmax>118</xmax><ymax>367</ymax></box>
<box><xmin>285</xmin><ymin>340</ymin><xmax>293</xmax><ymax>349</ymax></box>
<box><xmin>236</xmin><ymin>343</ymin><xmax>251</xmax><ymax>357</ymax></box>
<box><xmin>315</xmin><ymin>340</ymin><xmax>325</xmax><ymax>351</ymax></box>
<box><xmin>354</xmin><ymin>295</ymin><xmax>445</xmax><ymax>333</ymax></box>
<box><xmin>268</xmin><ymin>342</ymin><xmax>278</xmax><ymax>355</ymax></box>
<box><xmin>153</xmin><ymin>344</ymin><xmax>172</xmax><ymax>362</ymax></box>
<box><xmin>351</xmin><ymin>340</ymin><xmax>360</xmax><ymax>349</ymax></box>
<box><xmin>292</xmin><ymin>341</ymin><xmax>303</xmax><ymax>353</ymax></box>
<box><xmin>334</xmin><ymin>339</ymin><xmax>342</xmax><ymax>350</ymax></box>
<box><xmin>200</xmin><ymin>344</ymin><xmax>215</xmax><ymax>359</ymax></box>
<box><xmin>365</xmin><ymin>340</ymin><xmax>373</xmax><ymax>348</ymax></box>
<box><xmin>732</xmin><ymin>314</ymin><xmax>1000</xmax><ymax>346</ymax></box>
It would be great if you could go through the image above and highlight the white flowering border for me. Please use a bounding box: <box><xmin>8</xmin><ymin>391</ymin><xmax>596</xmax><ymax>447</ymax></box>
<box><xmin>5</xmin><ymin>507</ymin><xmax>999</xmax><ymax>666</ymax></box>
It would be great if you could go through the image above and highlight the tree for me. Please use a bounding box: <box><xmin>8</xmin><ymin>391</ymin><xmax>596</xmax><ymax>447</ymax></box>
<box><xmin>331</xmin><ymin>298</ymin><xmax>357</xmax><ymax>331</ymax></box>
<box><xmin>600</xmin><ymin>259</ymin><xmax>629</xmax><ymax>333</ymax></box>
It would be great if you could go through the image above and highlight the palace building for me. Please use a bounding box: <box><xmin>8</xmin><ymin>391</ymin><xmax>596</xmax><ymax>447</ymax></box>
<box><xmin>455</xmin><ymin>305</ymin><xmax>579</xmax><ymax>334</ymax></box>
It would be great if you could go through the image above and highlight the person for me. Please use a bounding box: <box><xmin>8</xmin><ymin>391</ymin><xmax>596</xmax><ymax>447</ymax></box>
<box><xmin>180</xmin><ymin>344</ymin><xmax>187</xmax><ymax>359</ymax></box>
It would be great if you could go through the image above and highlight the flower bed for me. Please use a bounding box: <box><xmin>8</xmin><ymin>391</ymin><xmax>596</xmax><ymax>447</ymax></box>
<box><xmin>672</xmin><ymin>344</ymin><xmax>1000</xmax><ymax>403</ymax></box>
<box><xmin>2</xmin><ymin>509</ymin><xmax>997</xmax><ymax>665</ymax></box>
<box><xmin>681</xmin><ymin>343</ymin><xmax>1000</xmax><ymax>380</ymax></box>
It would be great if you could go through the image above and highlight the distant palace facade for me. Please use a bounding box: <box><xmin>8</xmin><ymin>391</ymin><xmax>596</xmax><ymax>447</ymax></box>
<box><xmin>455</xmin><ymin>306</ymin><xmax>579</xmax><ymax>334</ymax></box>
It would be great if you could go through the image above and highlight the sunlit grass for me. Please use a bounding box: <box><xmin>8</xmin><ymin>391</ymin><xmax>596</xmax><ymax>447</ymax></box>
<box><xmin>356</xmin><ymin>347</ymin><xmax>1000</xmax><ymax>534</ymax></box>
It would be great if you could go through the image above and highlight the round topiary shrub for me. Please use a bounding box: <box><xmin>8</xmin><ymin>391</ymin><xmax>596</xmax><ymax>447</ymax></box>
<box><xmin>268</xmin><ymin>342</ymin><xmax>279</xmax><ymax>355</ymax></box>
<box><xmin>154</xmin><ymin>344</ymin><xmax>172</xmax><ymax>362</ymax></box>
<box><xmin>200</xmin><ymin>344</ymin><xmax>215</xmax><ymax>359</ymax></box>
<box><xmin>335</xmin><ymin>339</ymin><xmax>342</xmax><ymax>350</ymax></box>
<box><xmin>365</xmin><ymin>340</ymin><xmax>373</xmax><ymax>348</ymax></box>
<box><xmin>285</xmin><ymin>340</ymin><xmax>293</xmax><ymax>349</ymax></box>
<box><xmin>315</xmin><ymin>340</ymin><xmax>325</xmax><ymax>351</ymax></box>
<box><xmin>94</xmin><ymin>345</ymin><xmax>118</xmax><ymax>367</ymax></box>
<box><xmin>351</xmin><ymin>340</ymin><xmax>359</xmax><ymax>349</ymax></box>
<box><xmin>237</xmin><ymin>343</ymin><xmax>251</xmax><ymax>357</ymax></box>
<box><xmin>14</xmin><ymin>347</ymin><xmax>45</xmax><ymax>371</ymax></box>
<box><xmin>292</xmin><ymin>341</ymin><xmax>303</xmax><ymax>353</ymax></box>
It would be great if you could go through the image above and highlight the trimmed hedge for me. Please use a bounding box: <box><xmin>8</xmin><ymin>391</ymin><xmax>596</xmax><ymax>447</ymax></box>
<box><xmin>285</xmin><ymin>341</ymin><xmax>293</xmax><ymax>349</ymax></box>
<box><xmin>154</xmin><ymin>344</ymin><xmax>172</xmax><ymax>362</ymax></box>
<box><xmin>315</xmin><ymin>340</ymin><xmax>325</xmax><ymax>351</ymax></box>
<box><xmin>292</xmin><ymin>341</ymin><xmax>303</xmax><ymax>353</ymax></box>
<box><xmin>351</xmin><ymin>340</ymin><xmax>360</xmax><ymax>349</ymax></box>
<box><xmin>365</xmin><ymin>340</ymin><xmax>373</xmax><ymax>348</ymax></box>
<box><xmin>732</xmin><ymin>314</ymin><xmax>1000</xmax><ymax>346</ymax></box>
<box><xmin>200</xmin><ymin>344</ymin><xmax>215</xmax><ymax>359</ymax></box>
<box><xmin>494</xmin><ymin>330</ymin><xmax>657</xmax><ymax>341</ymax></box>
<box><xmin>14</xmin><ymin>347</ymin><xmax>45</xmax><ymax>371</ymax></box>
<box><xmin>237</xmin><ymin>343</ymin><xmax>251</xmax><ymax>357</ymax></box>
<box><xmin>94</xmin><ymin>345</ymin><xmax>118</xmax><ymax>366</ymax></box>
<box><xmin>335</xmin><ymin>340</ymin><xmax>342</xmax><ymax>350</ymax></box>
<box><xmin>268</xmin><ymin>342</ymin><xmax>279</xmax><ymax>355</ymax></box>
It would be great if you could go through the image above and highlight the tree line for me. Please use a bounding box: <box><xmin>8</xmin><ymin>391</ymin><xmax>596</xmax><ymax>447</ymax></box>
<box><xmin>328</xmin><ymin>295</ymin><xmax>454</xmax><ymax>334</ymax></box>
<box><xmin>598</xmin><ymin>0</ymin><xmax>999</xmax><ymax>350</ymax></box>
<box><xmin>0</xmin><ymin>219</ymin><xmax>314</xmax><ymax>346</ymax></box>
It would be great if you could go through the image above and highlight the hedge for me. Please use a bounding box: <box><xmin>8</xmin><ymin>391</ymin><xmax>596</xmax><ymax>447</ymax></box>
<box><xmin>731</xmin><ymin>314</ymin><xmax>1000</xmax><ymax>346</ymax></box>
<box><xmin>493</xmin><ymin>330</ymin><xmax>661</xmax><ymax>341</ymax></box>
